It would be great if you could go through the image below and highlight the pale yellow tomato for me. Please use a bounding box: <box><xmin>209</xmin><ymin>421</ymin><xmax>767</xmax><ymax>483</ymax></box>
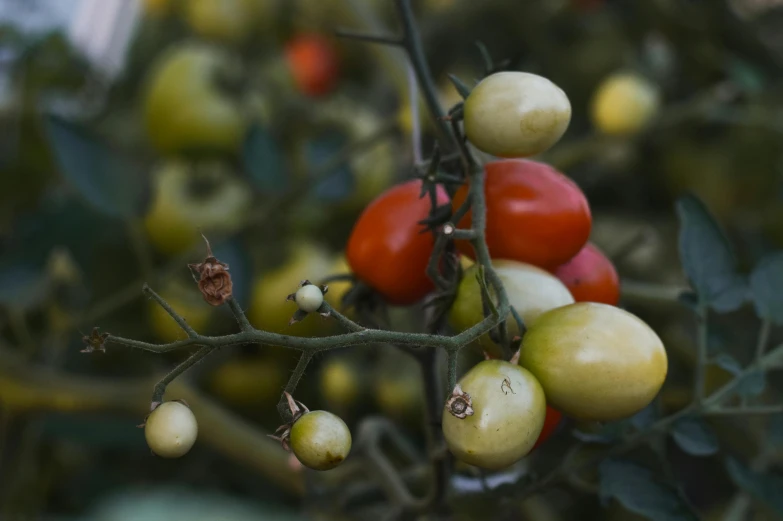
<box><xmin>145</xmin><ymin>401</ymin><xmax>198</xmax><ymax>458</ymax></box>
<box><xmin>590</xmin><ymin>72</ymin><xmax>661</xmax><ymax>136</ymax></box>
<box><xmin>464</xmin><ymin>72</ymin><xmax>571</xmax><ymax>158</ymax></box>
<box><xmin>448</xmin><ymin>259</ymin><xmax>575</xmax><ymax>357</ymax></box>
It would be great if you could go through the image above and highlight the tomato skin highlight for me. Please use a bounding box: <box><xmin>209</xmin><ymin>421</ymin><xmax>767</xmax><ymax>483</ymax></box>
<box><xmin>552</xmin><ymin>243</ymin><xmax>620</xmax><ymax>305</ymax></box>
<box><xmin>285</xmin><ymin>34</ymin><xmax>340</xmax><ymax>97</ymax></box>
<box><xmin>452</xmin><ymin>159</ymin><xmax>591</xmax><ymax>269</ymax></box>
<box><xmin>531</xmin><ymin>406</ymin><xmax>563</xmax><ymax>450</ymax></box>
<box><xmin>346</xmin><ymin>180</ymin><xmax>449</xmax><ymax>306</ymax></box>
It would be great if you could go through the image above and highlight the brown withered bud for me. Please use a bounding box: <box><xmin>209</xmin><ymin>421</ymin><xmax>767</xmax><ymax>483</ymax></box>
<box><xmin>81</xmin><ymin>327</ymin><xmax>109</xmax><ymax>353</ymax></box>
<box><xmin>269</xmin><ymin>392</ymin><xmax>310</xmax><ymax>451</ymax></box>
<box><xmin>189</xmin><ymin>235</ymin><xmax>232</xmax><ymax>306</ymax></box>
<box><xmin>445</xmin><ymin>384</ymin><xmax>474</xmax><ymax>419</ymax></box>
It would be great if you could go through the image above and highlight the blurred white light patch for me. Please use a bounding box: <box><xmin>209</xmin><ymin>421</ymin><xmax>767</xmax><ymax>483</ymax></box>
<box><xmin>67</xmin><ymin>0</ymin><xmax>141</xmax><ymax>80</ymax></box>
<box><xmin>0</xmin><ymin>0</ymin><xmax>141</xmax><ymax>81</ymax></box>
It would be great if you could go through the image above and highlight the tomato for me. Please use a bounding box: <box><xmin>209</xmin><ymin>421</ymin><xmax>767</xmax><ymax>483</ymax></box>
<box><xmin>590</xmin><ymin>72</ymin><xmax>661</xmax><ymax>136</ymax></box>
<box><xmin>289</xmin><ymin>410</ymin><xmax>352</xmax><ymax>470</ymax></box>
<box><xmin>464</xmin><ymin>72</ymin><xmax>571</xmax><ymax>158</ymax></box>
<box><xmin>346</xmin><ymin>180</ymin><xmax>449</xmax><ymax>305</ymax></box>
<box><xmin>531</xmin><ymin>406</ymin><xmax>563</xmax><ymax>450</ymax></box>
<box><xmin>442</xmin><ymin>360</ymin><xmax>546</xmax><ymax>470</ymax></box>
<box><xmin>149</xmin><ymin>284</ymin><xmax>212</xmax><ymax>342</ymax></box>
<box><xmin>144</xmin><ymin>401</ymin><xmax>198</xmax><ymax>458</ymax></box>
<box><xmin>207</xmin><ymin>357</ymin><xmax>285</xmax><ymax>408</ymax></box>
<box><xmin>449</xmin><ymin>259</ymin><xmax>574</xmax><ymax>357</ymax></box>
<box><xmin>552</xmin><ymin>243</ymin><xmax>620</xmax><ymax>305</ymax></box>
<box><xmin>183</xmin><ymin>0</ymin><xmax>269</xmax><ymax>45</ymax></box>
<box><xmin>452</xmin><ymin>159</ymin><xmax>591</xmax><ymax>269</ymax></box>
<box><xmin>519</xmin><ymin>302</ymin><xmax>668</xmax><ymax>422</ymax></box>
<box><xmin>143</xmin><ymin>161</ymin><xmax>252</xmax><ymax>256</ymax></box>
<box><xmin>284</xmin><ymin>34</ymin><xmax>340</xmax><ymax>97</ymax></box>
<box><xmin>249</xmin><ymin>242</ymin><xmax>336</xmax><ymax>337</ymax></box>
<box><xmin>142</xmin><ymin>43</ymin><xmax>245</xmax><ymax>154</ymax></box>
<box><xmin>319</xmin><ymin>354</ymin><xmax>362</xmax><ymax>412</ymax></box>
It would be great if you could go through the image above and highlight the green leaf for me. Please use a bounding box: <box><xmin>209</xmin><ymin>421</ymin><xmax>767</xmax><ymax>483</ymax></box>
<box><xmin>630</xmin><ymin>402</ymin><xmax>659</xmax><ymax>430</ymax></box>
<box><xmin>671</xmin><ymin>417</ymin><xmax>719</xmax><ymax>456</ymax></box>
<box><xmin>44</xmin><ymin>115</ymin><xmax>148</xmax><ymax>219</ymax></box>
<box><xmin>713</xmin><ymin>353</ymin><xmax>742</xmax><ymax>375</ymax></box>
<box><xmin>305</xmin><ymin>133</ymin><xmax>354</xmax><ymax>201</ymax></box>
<box><xmin>725</xmin><ymin>457</ymin><xmax>783</xmax><ymax>515</ymax></box>
<box><xmin>761</xmin><ymin>344</ymin><xmax>783</xmax><ymax>370</ymax></box>
<box><xmin>447</xmin><ymin>73</ymin><xmax>472</xmax><ymax>100</ymax></box>
<box><xmin>734</xmin><ymin>370</ymin><xmax>766</xmax><ymax>397</ymax></box>
<box><xmin>749</xmin><ymin>252</ymin><xmax>783</xmax><ymax>325</ymax></box>
<box><xmin>242</xmin><ymin>124</ymin><xmax>288</xmax><ymax>195</ymax></box>
<box><xmin>599</xmin><ymin>459</ymin><xmax>699</xmax><ymax>521</ymax></box>
<box><xmin>474</xmin><ymin>41</ymin><xmax>494</xmax><ymax>74</ymax></box>
<box><xmin>572</xmin><ymin>421</ymin><xmax>627</xmax><ymax>444</ymax></box>
<box><xmin>675</xmin><ymin>195</ymin><xmax>747</xmax><ymax>312</ymax></box>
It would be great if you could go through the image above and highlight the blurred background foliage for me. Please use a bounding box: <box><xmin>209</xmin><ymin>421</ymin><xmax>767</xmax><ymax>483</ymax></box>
<box><xmin>0</xmin><ymin>0</ymin><xmax>782</xmax><ymax>519</ymax></box>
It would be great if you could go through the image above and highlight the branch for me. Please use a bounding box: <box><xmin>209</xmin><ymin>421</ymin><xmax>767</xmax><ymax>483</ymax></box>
<box><xmin>334</xmin><ymin>28</ymin><xmax>404</xmax><ymax>46</ymax></box>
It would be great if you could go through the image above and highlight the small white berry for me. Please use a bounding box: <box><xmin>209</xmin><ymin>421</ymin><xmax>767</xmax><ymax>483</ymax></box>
<box><xmin>144</xmin><ymin>401</ymin><xmax>198</xmax><ymax>458</ymax></box>
<box><xmin>295</xmin><ymin>284</ymin><xmax>324</xmax><ymax>313</ymax></box>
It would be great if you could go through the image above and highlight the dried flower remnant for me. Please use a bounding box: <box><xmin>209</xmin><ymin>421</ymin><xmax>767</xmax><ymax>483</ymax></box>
<box><xmin>81</xmin><ymin>327</ymin><xmax>109</xmax><ymax>353</ymax></box>
<box><xmin>445</xmin><ymin>384</ymin><xmax>474</xmax><ymax>419</ymax></box>
<box><xmin>189</xmin><ymin>235</ymin><xmax>232</xmax><ymax>306</ymax></box>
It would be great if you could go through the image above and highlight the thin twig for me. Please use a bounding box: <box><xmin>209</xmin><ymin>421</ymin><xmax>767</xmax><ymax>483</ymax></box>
<box><xmin>334</xmin><ymin>28</ymin><xmax>404</xmax><ymax>46</ymax></box>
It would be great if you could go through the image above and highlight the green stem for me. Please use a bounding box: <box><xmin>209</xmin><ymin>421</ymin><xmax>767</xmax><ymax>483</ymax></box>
<box><xmin>393</xmin><ymin>0</ymin><xmax>455</xmax><ymax>151</ymax></box>
<box><xmin>277</xmin><ymin>353</ymin><xmax>313</xmax><ymax>421</ymax></box>
<box><xmin>755</xmin><ymin>318</ymin><xmax>772</xmax><ymax>361</ymax></box>
<box><xmin>227</xmin><ymin>297</ymin><xmax>253</xmax><ymax>332</ymax></box>
<box><xmin>144</xmin><ymin>285</ymin><xmax>197</xmax><ymax>338</ymax></box>
<box><xmin>152</xmin><ymin>346</ymin><xmax>213</xmax><ymax>404</ymax></box>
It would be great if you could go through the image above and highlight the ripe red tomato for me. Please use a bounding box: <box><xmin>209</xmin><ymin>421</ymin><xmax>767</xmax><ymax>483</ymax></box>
<box><xmin>552</xmin><ymin>243</ymin><xmax>620</xmax><ymax>305</ymax></box>
<box><xmin>452</xmin><ymin>160</ymin><xmax>591</xmax><ymax>269</ymax></box>
<box><xmin>346</xmin><ymin>180</ymin><xmax>449</xmax><ymax>305</ymax></box>
<box><xmin>532</xmin><ymin>406</ymin><xmax>563</xmax><ymax>450</ymax></box>
<box><xmin>285</xmin><ymin>34</ymin><xmax>340</xmax><ymax>97</ymax></box>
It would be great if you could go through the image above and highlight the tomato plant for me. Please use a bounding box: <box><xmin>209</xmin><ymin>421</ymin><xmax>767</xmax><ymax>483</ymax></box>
<box><xmin>464</xmin><ymin>71</ymin><xmax>572</xmax><ymax>158</ymax></box>
<box><xmin>452</xmin><ymin>159</ymin><xmax>591</xmax><ymax>269</ymax></box>
<box><xmin>519</xmin><ymin>302</ymin><xmax>668</xmax><ymax>422</ymax></box>
<box><xmin>346</xmin><ymin>180</ymin><xmax>449</xmax><ymax>305</ymax></box>
<box><xmin>552</xmin><ymin>242</ymin><xmax>620</xmax><ymax>305</ymax></box>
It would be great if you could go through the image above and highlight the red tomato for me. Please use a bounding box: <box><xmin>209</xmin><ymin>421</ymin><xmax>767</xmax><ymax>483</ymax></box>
<box><xmin>284</xmin><ymin>34</ymin><xmax>340</xmax><ymax>97</ymax></box>
<box><xmin>346</xmin><ymin>180</ymin><xmax>449</xmax><ymax>305</ymax></box>
<box><xmin>532</xmin><ymin>406</ymin><xmax>563</xmax><ymax>450</ymax></box>
<box><xmin>552</xmin><ymin>242</ymin><xmax>620</xmax><ymax>305</ymax></box>
<box><xmin>452</xmin><ymin>159</ymin><xmax>591</xmax><ymax>269</ymax></box>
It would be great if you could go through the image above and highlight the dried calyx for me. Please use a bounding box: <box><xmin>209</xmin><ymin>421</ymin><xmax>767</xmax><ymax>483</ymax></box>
<box><xmin>189</xmin><ymin>235</ymin><xmax>232</xmax><ymax>306</ymax></box>
<box><xmin>269</xmin><ymin>392</ymin><xmax>310</xmax><ymax>451</ymax></box>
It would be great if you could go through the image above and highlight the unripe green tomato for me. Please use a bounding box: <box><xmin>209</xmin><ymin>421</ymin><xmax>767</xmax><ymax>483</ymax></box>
<box><xmin>448</xmin><ymin>260</ymin><xmax>575</xmax><ymax>357</ymax></box>
<box><xmin>289</xmin><ymin>410</ymin><xmax>352</xmax><ymax>470</ymax></box>
<box><xmin>464</xmin><ymin>72</ymin><xmax>571</xmax><ymax>158</ymax></box>
<box><xmin>442</xmin><ymin>360</ymin><xmax>546</xmax><ymax>470</ymax></box>
<box><xmin>590</xmin><ymin>72</ymin><xmax>661</xmax><ymax>136</ymax></box>
<box><xmin>144</xmin><ymin>401</ymin><xmax>198</xmax><ymax>458</ymax></box>
<box><xmin>143</xmin><ymin>161</ymin><xmax>252</xmax><ymax>256</ymax></box>
<box><xmin>519</xmin><ymin>302</ymin><xmax>668</xmax><ymax>422</ymax></box>
<box><xmin>142</xmin><ymin>43</ymin><xmax>245</xmax><ymax>154</ymax></box>
<box><xmin>183</xmin><ymin>0</ymin><xmax>270</xmax><ymax>45</ymax></box>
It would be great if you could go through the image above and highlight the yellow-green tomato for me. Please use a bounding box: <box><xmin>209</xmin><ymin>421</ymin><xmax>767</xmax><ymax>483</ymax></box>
<box><xmin>442</xmin><ymin>360</ymin><xmax>546</xmax><ymax>470</ymax></box>
<box><xmin>519</xmin><ymin>302</ymin><xmax>668</xmax><ymax>422</ymax></box>
<box><xmin>142</xmin><ymin>43</ymin><xmax>245</xmax><ymax>154</ymax></box>
<box><xmin>144</xmin><ymin>401</ymin><xmax>198</xmax><ymax>458</ymax></box>
<box><xmin>289</xmin><ymin>410</ymin><xmax>351</xmax><ymax>470</ymax></box>
<box><xmin>590</xmin><ymin>72</ymin><xmax>661</xmax><ymax>136</ymax></box>
<box><xmin>464</xmin><ymin>72</ymin><xmax>571</xmax><ymax>158</ymax></box>
<box><xmin>183</xmin><ymin>0</ymin><xmax>269</xmax><ymax>45</ymax></box>
<box><xmin>143</xmin><ymin>161</ymin><xmax>252</xmax><ymax>256</ymax></box>
<box><xmin>449</xmin><ymin>260</ymin><xmax>575</xmax><ymax>357</ymax></box>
